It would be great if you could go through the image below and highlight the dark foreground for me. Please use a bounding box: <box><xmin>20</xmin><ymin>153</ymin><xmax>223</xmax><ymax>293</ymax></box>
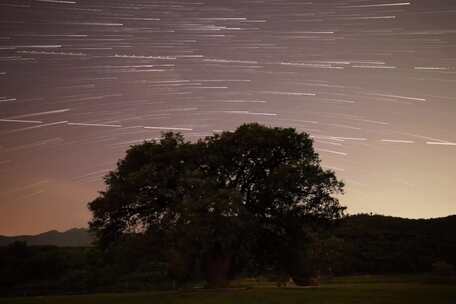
<box><xmin>2</xmin><ymin>276</ymin><xmax>456</xmax><ymax>304</ymax></box>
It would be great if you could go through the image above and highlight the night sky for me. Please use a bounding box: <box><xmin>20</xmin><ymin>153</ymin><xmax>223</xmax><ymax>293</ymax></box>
<box><xmin>1</xmin><ymin>0</ymin><xmax>456</xmax><ymax>235</ymax></box>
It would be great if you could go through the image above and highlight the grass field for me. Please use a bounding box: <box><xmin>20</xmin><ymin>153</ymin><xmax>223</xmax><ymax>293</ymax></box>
<box><xmin>2</xmin><ymin>276</ymin><xmax>456</xmax><ymax>304</ymax></box>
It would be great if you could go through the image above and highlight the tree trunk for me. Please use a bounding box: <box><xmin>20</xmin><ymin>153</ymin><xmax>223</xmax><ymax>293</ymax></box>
<box><xmin>205</xmin><ymin>253</ymin><xmax>231</xmax><ymax>288</ymax></box>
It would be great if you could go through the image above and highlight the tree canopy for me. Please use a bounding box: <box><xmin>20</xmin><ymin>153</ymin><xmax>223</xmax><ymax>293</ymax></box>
<box><xmin>89</xmin><ymin>123</ymin><xmax>345</xmax><ymax>287</ymax></box>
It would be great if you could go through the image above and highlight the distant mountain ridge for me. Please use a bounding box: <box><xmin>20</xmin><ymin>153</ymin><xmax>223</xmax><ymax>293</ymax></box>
<box><xmin>0</xmin><ymin>228</ymin><xmax>93</xmax><ymax>247</ymax></box>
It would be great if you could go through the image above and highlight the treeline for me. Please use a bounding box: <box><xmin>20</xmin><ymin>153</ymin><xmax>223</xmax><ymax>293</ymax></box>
<box><xmin>1</xmin><ymin>214</ymin><xmax>455</xmax><ymax>296</ymax></box>
<box><xmin>331</xmin><ymin>214</ymin><xmax>456</xmax><ymax>275</ymax></box>
<box><xmin>0</xmin><ymin>241</ymin><xmax>171</xmax><ymax>297</ymax></box>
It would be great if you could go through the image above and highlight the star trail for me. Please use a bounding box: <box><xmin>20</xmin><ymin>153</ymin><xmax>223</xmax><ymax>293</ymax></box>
<box><xmin>1</xmin><ymin>0</ymin><xmax>456</xmax><ymax>234</ymax></box>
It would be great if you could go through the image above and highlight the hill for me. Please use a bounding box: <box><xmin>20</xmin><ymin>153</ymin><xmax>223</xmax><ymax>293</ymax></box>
<box><xmin>332</xmin><ymin>214</ymin><xmax>456</xmax><ymax>274</ymax></box>
<box><xmin>0</xmin><ymin>228</ymin><xmax>93</xmax><ymax>247</ymax></box>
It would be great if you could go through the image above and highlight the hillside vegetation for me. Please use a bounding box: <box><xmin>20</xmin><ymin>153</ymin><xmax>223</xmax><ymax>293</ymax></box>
<box><xmin>1</xmin><ymin>214</ymin><xmax>455</xmax><ymax>297</ymax></box>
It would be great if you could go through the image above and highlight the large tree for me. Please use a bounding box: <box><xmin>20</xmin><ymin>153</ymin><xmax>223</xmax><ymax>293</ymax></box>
<box><xmin>89</xmin><ymin>123</ymin><xmax>345</xmax><ymax>287</ymax></box>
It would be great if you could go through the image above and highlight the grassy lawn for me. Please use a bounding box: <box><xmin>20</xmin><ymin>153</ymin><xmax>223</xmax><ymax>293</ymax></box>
<box><xmin>2</xmin><ymin>276</ymin><xmax>456</xmax><ymax>304</ymax></box>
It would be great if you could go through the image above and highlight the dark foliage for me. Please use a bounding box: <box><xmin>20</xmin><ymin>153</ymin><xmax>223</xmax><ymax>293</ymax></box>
<box><xmin>0</xmin><ymin>241</ymin><xmax>171</xmax><ymax>297</ymax></box>
<box><xmin>88</xmin><ymin>123</ymin><xmax>345</xmax><ymax>287</ymax></box>
<box><xmin>1</xmin><ymin>215</ymin><xmax>456</xmax><ymax>296</ymax></box>
<box><xmin>329</xmin><ymin>214</ymin><xmax>456</xmax><ymax>275</ymax></box>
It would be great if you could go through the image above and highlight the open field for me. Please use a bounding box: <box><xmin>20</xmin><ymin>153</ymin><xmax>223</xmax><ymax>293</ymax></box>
<box><xmin>2</xmin><ymin>276</ymin><xmax>456</xmax><ymax>304</ymax></box>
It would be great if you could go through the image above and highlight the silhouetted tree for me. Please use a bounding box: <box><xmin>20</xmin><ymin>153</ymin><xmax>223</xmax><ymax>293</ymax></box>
<box><xmin>88</xmin><ymin>123</ymin><xmax>345</xmax><ymax>287</ymax></box>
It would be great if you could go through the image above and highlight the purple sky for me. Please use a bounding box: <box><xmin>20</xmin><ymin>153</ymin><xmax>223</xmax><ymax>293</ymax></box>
<box><xmin>1</xmin><ymin>0</ymin><xmax>456</xmax><ymax>235</ymax></box>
